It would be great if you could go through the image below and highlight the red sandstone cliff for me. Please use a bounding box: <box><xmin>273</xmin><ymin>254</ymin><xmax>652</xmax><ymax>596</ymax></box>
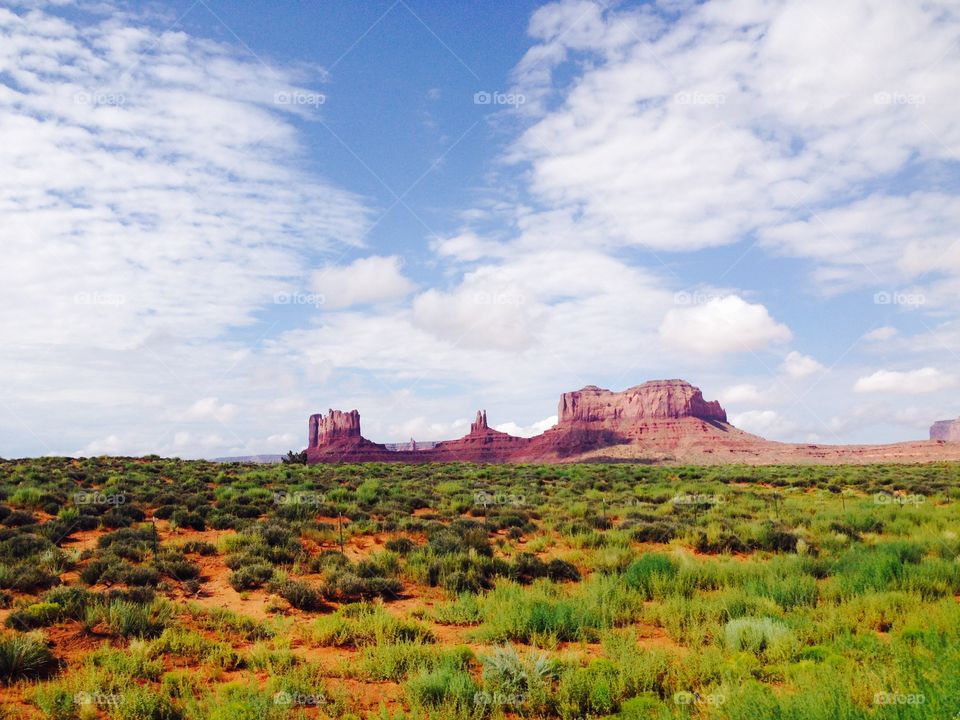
<box><xmin>304</xmin><ymin>381</ymin><xmax>960</xmax><ymax>465</ymax></box>
<box><xmin>306</xmin><ymin>380</ymin><xmax>732</xmax><ymax>463</ymax></box>
<box><xmin>558</xmin><ymin>381</ymin><xmax>727</xmax><ymax>427</ymax></box>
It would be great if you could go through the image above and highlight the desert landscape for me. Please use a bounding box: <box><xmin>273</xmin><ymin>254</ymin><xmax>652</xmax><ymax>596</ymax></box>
<box><xmin>0</xmin><ymin>456</ymin><xmax>957</xmax><ymax>719</ymax></box>
<box><xmin>4</xmin><ymin>0</ymin><xmax>960</xmax><ymax>717</ymax></box>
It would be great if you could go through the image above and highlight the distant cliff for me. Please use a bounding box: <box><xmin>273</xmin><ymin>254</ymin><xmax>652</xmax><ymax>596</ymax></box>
<box><xmin>931</xmin><ymin>418</ymin><xmax>960</xmax><ymax>442</ymax></box>
<box><xmin>305</xmin><ymin>379</ymin><xmax>733</xmax><ymax>463</ymax></box>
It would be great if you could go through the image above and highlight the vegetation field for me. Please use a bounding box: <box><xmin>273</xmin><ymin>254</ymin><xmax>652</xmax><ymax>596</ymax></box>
<box><xmin>0</xmin><ymin>457</ymin><xmax>956</xmax><ymax>719</ymax></box>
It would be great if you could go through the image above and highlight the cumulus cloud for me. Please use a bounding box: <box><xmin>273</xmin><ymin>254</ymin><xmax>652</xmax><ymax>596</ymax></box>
<box><xmin>0</xmin><ymin>5</ymin><xmax>370</xmax><ymax>350</ymax></box>
<box><xmin>312</xmin><ymin>256</ymin><xmax>415</xmax><ymax>309</ymax></box>
<box><xmin>864</xmin><ymin>326</ymin><xmax>898</xmax><ymax>342</ymax></box>
<box><xmin>729</xmin><ymin>410</ymin><xmax>796</xmax><ymax>439</ymax></box>
<box><xmin>719</xmin><ymin>384</ymin><xmax>763</xmax><ymax>405</ymax></box>
<box><xmin>854</xmin><ymin>368</ymin><xmax>957</xmax><ymax>394</ymax></box>
<box><xmin>507</xmin><ymin>0</ymin><xmax>960</xmax><ymax>305</ymax></box>
<box><xmin>659</xmin><ymin>296</ymin><xmax>791</xmax><ymax>354</ymax></box>
<box><xmin>183</xmin><ymin>397</ymin><xmax>239</xmax><ymax>424</ymax></box>
<box><xmin>781</xmin><ymin>351</ymin><xmax>825</xmax><ymax>379</ymax></box>
<box><xmin>495</xmin><ymin>415</ymin><xmax>558</xmax><ymax>437</ymax></box>
<box><xmin>0</xmin><ymin>4</ymin><xmax>373</xmax><ymax>458</ymax></box>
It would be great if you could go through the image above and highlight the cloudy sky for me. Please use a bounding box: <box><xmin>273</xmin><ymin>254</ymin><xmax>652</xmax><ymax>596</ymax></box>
<box><xmin>3</xmin><ymin>0</ymin><xmax>960</xmax><ymax>458</ymax></box>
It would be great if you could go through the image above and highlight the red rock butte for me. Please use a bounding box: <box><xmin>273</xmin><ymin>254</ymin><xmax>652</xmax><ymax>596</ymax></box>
<box><xmin>306</xmin><ymin>379</ymin><xmax>960</xmax><ymax>465</ymax></box>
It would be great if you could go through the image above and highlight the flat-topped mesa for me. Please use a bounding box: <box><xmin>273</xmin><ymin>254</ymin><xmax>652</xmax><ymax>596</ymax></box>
<box><xmin>930</xmin><ymin>418</ymin><xmax>960</xmax><ymax>442</ymax></box>
<box><xmin>558</xmin><ymin>380</ymin><xmax>727</xmax><ymax>429</ymax></box>
<box><xmin>308</xmin><ymin>409</ymin><xmax>361</xmax><ymax>447</ymax></box>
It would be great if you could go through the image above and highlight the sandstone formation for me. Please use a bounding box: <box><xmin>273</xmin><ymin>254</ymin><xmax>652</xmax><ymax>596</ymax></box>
<box><xmin>304</xmin><ymin>380</ymin><xmax>960</xmax><ymax>465</ymax></box>
<box><xmin>558</xmin><ymin>381</ymin><xmax>727</xmax><ymax>426</ymax></box>
<box><xmin>930</xmin><ymin>418</ymin><xmax>960</xmax><ymax>442</ymax></box>
<box><xmin>309</xmin><ymin>409</ymin><xmax>361</xmax><ymax>446</ymax></box>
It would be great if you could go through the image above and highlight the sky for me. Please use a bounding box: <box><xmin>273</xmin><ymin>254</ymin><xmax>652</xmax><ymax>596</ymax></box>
<box><xmin>2</xmin><ymin>0</ymin><xmax>960</xmax><ymax>459</ymax></box>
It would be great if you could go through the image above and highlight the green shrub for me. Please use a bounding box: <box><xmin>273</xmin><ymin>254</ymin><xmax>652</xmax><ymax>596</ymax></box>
<box><xmin>113</xmin><ymin>686</ymin><xmax>182</xmax><ymax>720</ymax></box>
<box><xmin>309</xmin><ymin>603</ymin><xmax>433</xmax><ymax>647</ymax></box>
<box><xmin>320</xmin><ymin>569</ymin><xmax>401</xmax><ymax>601</ymax></box>
<box><xmin>228</xmin><ymin>563</ymin><xmax>274</xmax><ymax>591</ymax></box>
<box><xmin>270</xmin><ymin>578</ymin><xmax>324</xmax><ymax>611</ymax></box>
<box><xmin>723</xmin><ymin>616</ymin><xmax>796</xmax><ymax>661</ymax></box>
<box><xmin>624</xmin><ymin>553</ymin><xmax>678</xmax><ymax>599</ymax></box>
<box><xmin>105</xmin><ymin>599</ymin><xmax>173</xmax><ymax>638</ymax></box>
<box><xmin>0</xmin><ymin>632</ymin><xmax>56</xmax><ymax>682</ymax></box>
<box><xmin>405</xmin><ymin>662</ymin><xmax>478</xmax><ymax>715</ymax></box>
<box><xmin>5</xmin><ymin>602</ymin><xmax>63</xmax><ymax>630</ymax></box>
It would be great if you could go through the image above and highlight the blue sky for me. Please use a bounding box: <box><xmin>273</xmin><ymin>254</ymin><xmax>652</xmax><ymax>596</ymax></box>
<box><xmin>2</xmin><ymin>0</ymin><xmax>960</xmax><ymax>458</ymax></box>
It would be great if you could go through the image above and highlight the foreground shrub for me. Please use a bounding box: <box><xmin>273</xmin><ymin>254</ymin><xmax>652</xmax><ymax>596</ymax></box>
<box><xmin>269</xmin><ymin>578</ymin><xmax>325</xmax><ymax>611</ymax></box>
<box><xmin>228</xmin><ymin>563</ymin><xmax>274</xmax><ymax>591</ymax></box>
<box><xmin>320</xmin><ymin>569</ymin><xmax>401</xmax><ymax>601</ymax></box>
<box><xmin>405</xmin><ymin>661</ymin><xmax>479</xmax><ymax>715</ymax></box>
<box><xmin>105</xmin><ymin>599</ymin><xmax>174</xmax><ymax>638</ymax></box>
<box><xmin>723</xmin><ymin>616</ymin><xmax>796</xmax><ymax>661</ymax></box>
<box><xmin>624</xmin><ymin>553</ymin><xmax>678</xmax><ymax>599</ymax></box>
<box><xmin>309</xmin><ymin>603</ymin><xmax>433</xmax><ymax>647</ymax></box>
<box><xmin>0</xmin><ymin>632</ymin><xmax>56</xmax><ymax>682</ymax></box>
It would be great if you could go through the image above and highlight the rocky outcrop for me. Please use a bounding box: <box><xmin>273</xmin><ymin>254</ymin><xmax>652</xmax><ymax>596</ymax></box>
<box><xmin>471</xmin><ymin>410</ymin><xmax>488</xmax><ymax>433</ymax></box>
<box><xmin>558</xmin><ymin>381</ymin><xmax>727</xmax><ymax>428</ymax></box>
<box><xmin>309</xmin><ymin>410</ymin><xmax>361</xmax><ymax>447</ymax></box>
<box><xmin>930</xmin><ymin>418</ymin><xmax>960</xmax><ymax>442</ymax></box>
<box><xmin>302</xmin><ymin>381</ymin><xmax>960</xmax><ymax>465</ymax></box>
<box><xmin>305</xmin><ymin>380</ymin><xmax>732</xmax><ymax>463</ymax></box>
<box><xmin>516</xmin><ymin>380</ymin><xmax>731</xmax><ymax>460</ymax></box>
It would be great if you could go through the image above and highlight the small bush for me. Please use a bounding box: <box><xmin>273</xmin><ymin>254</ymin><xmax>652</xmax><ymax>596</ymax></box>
<box><xmin>723</xmin><ymin>616</ymin><xmax>796</xmax><ymax>661</ymax></box>
<box><xmin>270</xmin><ymin>578</ymin><xmax>325</xmax><ymax>611</ymax></box>
<box><xmin>228</xmin><ymin>563</ymin><xmax>274</xmax><ymax>591</ymax></box>
<box><xmin>105</xmin><ymin>599</ymin><xmax>173</xmax><ymax>638</ymax></box>
<box><xmin>0</xmin><ymin>633</ymin><xmax>56</xmax><ymax>682</ymax></box>
<box><xmin>624</xmin><ymin>553</ymin><xmax>678</xmax><ymax>599</ymax></box>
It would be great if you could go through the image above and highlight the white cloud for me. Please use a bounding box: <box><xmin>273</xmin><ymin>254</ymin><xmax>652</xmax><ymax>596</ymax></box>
<box><xmin>781</xmin><ymin>351</ymin><xmax>825</xmax><ymax>379</ymax></box>
<box><xmin>312</xmin><ymin>256</ymin><xmax>415</xmax><ymax>309</ymax></box>
<box><xmin>430</xmin><ymin>232</ymin><xmax>508</xmax><ymax>261</ymax></box>
<box><xmin>659</xmin><ymin>296</ymin><xmax>791</xmax><ymax>354</ymax></box>
<box><xmin>0</xmin><ymin>5</ymin><xmax>371</xmax><ymax>351</ymax></box>
<box><xmin>719</xmin><ymin>384</ymin><xmax>762</xmax><ymax>405</ymax></box>
<box><xmin>495</xmin><ymin>415</ymin><xmax>558</xmax><ymax>437</ymax></box>
<box><xmin>864</xmin><ymin>326</ymin><xmax>898</xmax><ymax>342</ymax></box>
<box><xmin>183</xmin><ymin>397</ymin><xmax>238</xmax><ymax>424</ymax></box>
<box><xmin>77</xmin><ymin>434</ymin><xmax>126</xmax><ymax>457</ymax></box>
<box><xmin>729</xmin><ymin>410</ymin><xmax>796</xmax><ymax>440</ymax></box>
<box><xmin>506</xmin><ymin>0</ymin><xmax>960</xmax><ymax>307</ymax></box>
<box><xmin>854</xmin><ymin>368</ymin><xmax>957</xmax><ymax>395</ymax></box>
